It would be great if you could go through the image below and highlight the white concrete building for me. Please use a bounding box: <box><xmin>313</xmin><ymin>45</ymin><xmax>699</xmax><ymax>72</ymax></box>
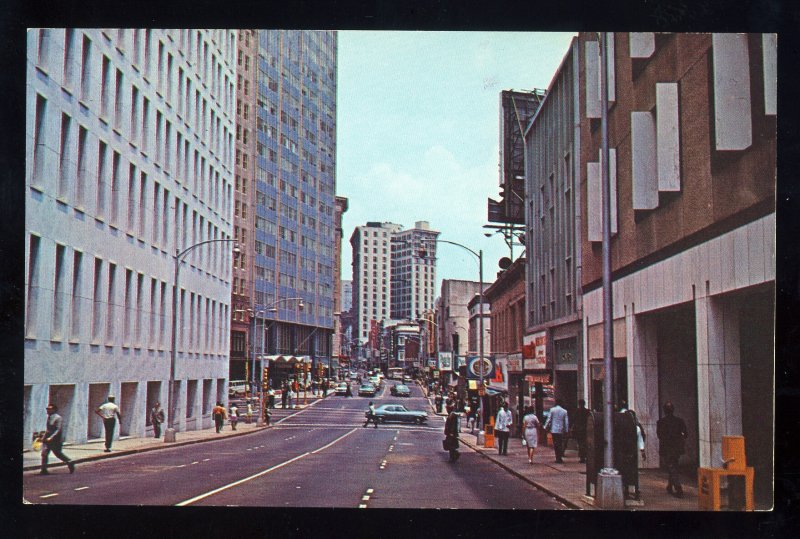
<box><xmin>391</xmin><ymin>221</ymin><xmax>439</xmax><ymax>321</ymax></box>
<box><xmin>25</xmin><ymin>29</ymin><xmax>237</xmax><ymax>445</ymax></box>
<box><xmin>350</xmin><ymin>222</ymin><xmax>402</xmax><ymax>341</ymax></box>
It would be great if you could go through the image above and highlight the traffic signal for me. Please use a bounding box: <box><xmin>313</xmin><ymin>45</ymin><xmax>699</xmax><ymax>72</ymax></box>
<box><xmin>262</xmin><ymin>367</ymin><xmax>269</xmax><ymax>384</ymax></box>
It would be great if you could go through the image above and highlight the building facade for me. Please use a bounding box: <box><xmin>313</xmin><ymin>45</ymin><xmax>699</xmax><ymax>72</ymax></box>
<box><xmin>436</xmin><ymin>279</ymin><xmax>486</xmax><ymax>360</ymax></box>
<box><xmin>524</xmin><ymin>38</ymin><xmax>583</xmax><ymax>409</ymax></box>
<box><xmin>25</xmin><ymin>29</ymin><xmax>237</xmax><ymax>444</ymax></box>
<box><xmin>578</xmin><ymin>32</ymin><xmax>775</xmax><ymax>507</ymax></box>
<box><xmin>332</xmin><ymin>196</ymin><xmax>349</xmax><ymax>366</ymax></box>
<box><xmin>390</xmin><ymin>221</ymin><xmax>440</xmax><ymax>321</ymax></box>
<box><xmin>235</xmin><ymin>30</ymin><xmax>338</xmax><ymax>386</ymax></box>
<box><xmin>350</xmin><ymin>221</ymin><xmax>402</xmax><ymax>342</ymax></box>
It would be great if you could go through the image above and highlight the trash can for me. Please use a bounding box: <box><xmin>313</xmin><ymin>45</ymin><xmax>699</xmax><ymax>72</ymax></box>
<box><xmin>484</xmin><ymin>418</ymin><xmax>495</xmax><ymax>448</ymax></box>
<box><xmin>698</xmin><ymin>436</ymin><xmax>754</xmax><ymax>511</ymax></box>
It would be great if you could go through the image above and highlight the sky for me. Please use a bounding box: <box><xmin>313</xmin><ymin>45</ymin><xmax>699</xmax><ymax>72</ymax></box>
<box><xmin>336</xmin><ymin>31</ymin><xmax>576</xmax><ymax>289</ymax></box>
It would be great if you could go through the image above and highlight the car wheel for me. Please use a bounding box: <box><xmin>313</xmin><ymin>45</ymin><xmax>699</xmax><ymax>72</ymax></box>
<box><xmin>380</xmin><ymin>417</ymin><xmax>386</xmax><ymax>423</ymax></box>
<box><xmin>414</xmin><ymin>417</ymin><xmax>423</xmax><ymax>425</ymax></box>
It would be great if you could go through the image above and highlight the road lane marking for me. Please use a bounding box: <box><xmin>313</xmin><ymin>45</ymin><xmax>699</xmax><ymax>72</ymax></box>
<box><xmin>176</xmin><ymin>464</ymin><xmax>186</xmax><ymax>468</ymax></box>
<box><xmin>310</xmin><ymin>428</ymin><xmax>357</xmax><ymax>454</ymax></box>
<box><xmin>358</xmin><ymin>504</ymin><xmax>367</xmax><ymax>509</ymax></box>
<box><xmin>74</xmin><ymin>486</ymin><xmax>89</xmax><ymax>491</ymax></box>
<box><xmin>366</xmin><ymin>488</ymin><xmax>374</xmax><ymax>494</ymax></box>
<box><xmin>361</xmin><ymin>495</ymin><xmax>369</xmax><ymax>501</ymax></box>
<box><xmin>177</xmin><ymin>428</ymin><xmax>360</xmax><ymax>506</ymax></box>
<box><xmin>202</xmin><ymin>458</ymin><xmax>210</xmax><ymax>462</ymax></box>
<box><xmin>191</xmin><ymin>461</ymin><xmax>199</xmax><ymax>465</ymax></box>
<box><xmin>40</xmin><ymin>493</ymin><xmax>58</xmax><ymax>498</ymax></box>
<box><xmin>176</xmin><ymin>452</ymin><xmax>310</xmax><ymax>506</ymax></box>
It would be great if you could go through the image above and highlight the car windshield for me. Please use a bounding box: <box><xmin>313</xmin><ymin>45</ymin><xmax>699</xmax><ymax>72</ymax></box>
<box><xmin>395</xmin><ymin>385</ymin><xmax>408</xmax><ymax>390</ymax></box>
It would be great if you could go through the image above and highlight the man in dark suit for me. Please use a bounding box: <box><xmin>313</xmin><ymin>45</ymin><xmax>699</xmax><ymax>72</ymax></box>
<box><xmin>657</xmin><ymin>401</ymin><xmax>688</xmax><ymax>497</ymax></box>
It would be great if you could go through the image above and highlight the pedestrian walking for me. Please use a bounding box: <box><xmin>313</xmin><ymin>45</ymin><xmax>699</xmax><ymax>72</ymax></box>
<box><xmin>495</xmin><ymin>402</ymin><xmax>513</xmax><ymax>456</ymax></box>
<box><xmin>95</xmin><ymin>395</ymin><xmax>122</xmax><ymax>452</ymax></box>
<box><xmin>571</xmin><ymin>399</ymin><xmax>590</xmax><ymax>463</ymax></box>
<box><xmin>444</xmin><ymin>411</ymin><xmax>460</xmax><ymax>462</ymax></box>
<box><xmin>229</xmin><ymin>404</ymin><xmax>239</xmax><ymax>430</ymax></box>
<box><xmin>150</xmin><ymin>402</ymin><xmax>165</xmax><ymax>439</ymax></box>
<box><xmin>544</xmin><ymin>399</ymin><xmax>569</xmax><ymax>463</ymax></box>
<box><xmin>39</xmin><ymin>404</ymin><xmax>75</xmax><ymax>475</ymax></box>
<box><xmin>435</xmin><ymin>394</ymin><xmax>444</xmax><ymax>414</ymax></box>
<box><xmin>345</xmin><ymin>383</ymin><xmax>353</xmax><ymax>397</ymax></box>
<box><xmin>312</xmin><ymin>380</ymin><xmax>319</xmax><ymax>396</ymax></box>
<box><xmin>363</xmin><ymin>401</ymin><xmax>379</xmax><ymax>428</ymax></box>
<box><xmin>245</xmin><ymin>401</ymin><xmax>254</xmax><ymax>424</ymax></box>
<box><xmin>212</xmin><ymin>402</ymin><xmax>227</xmax><ymax>433</ymax></box>
<box><xmin>522</xmin><ymin>406</ymin><xmax>541</xmax><ymax>465</ymax></box>
<box><xmin>287</xmin><ymin>388</ymin><xmax>295</xmax><ymax>409</ymax></box>
<box><xmin>268</xmin><ymin>388</ymin><xmax>276</xmax><ymax>408</ymax></box>
<box><xmin>281</xmin><ymin>383</ymin><xmax>288</xmax><ymax>409</ymax></box>
<box><xmin>657</xmin><ymin>401</ymin><xmax>688</xmax><ymax>498</ymax></box>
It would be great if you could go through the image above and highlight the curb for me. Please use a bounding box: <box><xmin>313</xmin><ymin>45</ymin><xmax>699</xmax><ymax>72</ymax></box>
<box><xmin>24</xmin><ymin>424</ymin><xmax>274</xmax><ymax>472</ymax></box>
<box><xmin>458</xmin><ymin>437</ymin><xmax>582</xmax><ymax>510</ymax></box>
<box><xmin>25</xmin><ymin>401</ymin><xmax>327</xmax><ymax>472</ymax></box>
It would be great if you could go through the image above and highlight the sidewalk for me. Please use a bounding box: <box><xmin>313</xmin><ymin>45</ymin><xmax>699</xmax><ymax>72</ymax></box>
<box><xmin>423</xmin><ymin>386</ymin><xmax>698</xmax><ymax>511</ymax></box>
<box><xmin>23</xmin><ymin>397</ymin><xmax>323</xmax><ymax>472</ymax></box>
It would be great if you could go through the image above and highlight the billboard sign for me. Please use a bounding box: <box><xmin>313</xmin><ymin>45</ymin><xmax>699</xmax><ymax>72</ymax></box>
<box><xmin>466</xmin><ymin>355</ymin><xmax>496</xmax><ymax>380</ymax></box>
<box><xmin>438</xmin><ymin>352</ymin><xmax>453</xmax><ymax>371</ymax></box>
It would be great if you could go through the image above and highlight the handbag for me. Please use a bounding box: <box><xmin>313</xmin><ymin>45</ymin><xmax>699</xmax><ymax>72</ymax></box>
<box><xmin>522</xmin><ymin>438</ymin><xmax>527</xmax><ymax>446</ymax></box>
<box><xmin>442</xmin><ymin>439</ymin><xmax>450</xmax><ymax>451</ymax></box>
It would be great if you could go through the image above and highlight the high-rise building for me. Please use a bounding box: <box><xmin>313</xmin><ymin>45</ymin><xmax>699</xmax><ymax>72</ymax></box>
<box><xmin>332</xmin><ymin>196</ymin><xmax>349</xmax><ymax>364</ymax></box>
<box><xmin>25</xmin><ymin>29</ymin><xmax>237</xmax><ymax>444</ymax></box>
<box><xmin>350</xmin><ymin>222</ymin><xmax>402</xmax><ymax>342</ymax></box>
<box><xmin>231</xmin><ymin>30</ymin><xmax>338</xmax><ymax>386</ymax></box>
<box><xmin>391</xmin><ymin>221</ymin><xmax>439</xmax><ymax>321</ymax></box>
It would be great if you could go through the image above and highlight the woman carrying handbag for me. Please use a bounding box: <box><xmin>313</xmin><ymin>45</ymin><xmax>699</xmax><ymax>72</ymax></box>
<box><xmin>522</xmin><ymin>406</ymin><xmax>541</xmax><ymax>465</ymax></box>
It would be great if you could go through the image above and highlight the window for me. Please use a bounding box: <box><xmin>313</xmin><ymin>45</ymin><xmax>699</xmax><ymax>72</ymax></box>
<box><xmin>135</xmin><ymin>273</ymin><xmax>144</xmax><ymax>346</ymax></box>
<box><xmin>52</xmin><ymin>244</ymin><xmax>67</xmax><ymax>340</ymax></box>
<box><xmin>109</xmin><ymin>151</ymin><xmax>120</xmax><ymax>226</ymax></box>
<box><xmin>91</xmin><ymin>257</ymin><xmax>103</xmax><ymax>343</ymax></box>
<box><xmin>123</xmin><ymin>268</ymin><xmax>133</xmax><ymax>346</ymax></box>
<box><xmin>75</xmin><ymin>126</ymin><xmax>88</xmax><ymax>208</ymax></box>
<box><xmin>69</xmin><ymin>251</ymin><xmax>83</xmax><ymax>341</ymax></box>
<box><xmin>80</xmin><ymin>35</ymin><xmax>91</xmax><ymax>102</ymax></box>
<box><xmin>114</xmin><ymin>69</ymin><xmax>123</xmax><ymax>129</ymax></box>
<box><xmin>31</xmin><ymin>94</ymin><xmax>47</xmax><ymax>188</ymax></box>
<box><xmin>58</xmin><ymin>113</ymin><xmax>72</xmax><ymax>200</ymax></box>
<box><xmin>63</xmin><ymin>29</ymin><xmax>78</xmax><ymax>90</ymax></box>
<box><xmin>127</xmin><ymin>164</ymin><xmax>136</xmax><ymax>233</ymax></box>
<box><xmin>25</xmin><ymin>235</ymin><xmax>41</xmax><ymax>338</ymax></box>
<box><xmin>100</xmin><ymin>55</ymin><xmax>111</xmax><ymax>118</ymax></box>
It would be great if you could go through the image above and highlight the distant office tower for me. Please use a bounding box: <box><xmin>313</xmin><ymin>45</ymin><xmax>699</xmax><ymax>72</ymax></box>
<box><xmin>25</xmin><ymin>29</ymin><xmax>237</xmax><ymax>444</ymax></box>
<box><xmin>350</xmin><ymin>221</ymin><xmax>439</xmax><ymax>343</ymax></box>
<box><xmin>391</xmin><ymin>221</ymin><xmax>439</xmax><ymax>321</ymax></box>
<box><xmin>341</xmin><ymin>279</ymin><xmax>353</xmax><ymax>313</ymax></box>
<box><xmin>230</xmin><ymin>30</ymin><xmax>338</xmax><ymax>384</ymax></box>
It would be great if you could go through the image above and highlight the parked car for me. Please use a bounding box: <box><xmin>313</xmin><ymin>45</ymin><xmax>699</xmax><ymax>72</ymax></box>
<box><xmin>390</xmin><ymin>384</ymin><xmax>411</xmax><ymax>397</ymax></box>
<box><xmin>372</xmin><ymin>404</ymin><xmax>428</xmax><ymax>424</ymax></box>
<box><xmin>335</xmin><ymin>382</ymin><xmax>349</xmax><ymax>396</ymax></box>
<box><xmin>358</xmin><ymin>384</ymin><xmax>377</xmax><ymax>397</ymax></box>
<box><xmin>402</xmin><ymin>375</ymin><xmax>413</xmax><ymax>383</ymax></box>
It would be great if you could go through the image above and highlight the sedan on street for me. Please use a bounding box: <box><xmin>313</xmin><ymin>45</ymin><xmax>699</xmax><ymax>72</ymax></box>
<box><xmin>372</xmin><ymin>404</ymin><xmax>428</xmax><ymax>424</ymax></box>
<box><xmin>390</xmin><ymin>384</ymin><xmax>411</xmax><ymax>397</ymax></box>
<box><xmin>358</xmin><ymin>384</ymin><xmax>377</xmax><ymax>397</ymax></box>
<box><xmin>335</xmin><ymin>382</ymin><xmax>349</xmax><ymax>396</ymax></box>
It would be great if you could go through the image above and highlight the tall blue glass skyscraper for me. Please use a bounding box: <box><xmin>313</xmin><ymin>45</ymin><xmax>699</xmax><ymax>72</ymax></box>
<box><xmin>232</xmin><ymin>30</ymin><xmax>337</xmax><ymax>383</ymax></box>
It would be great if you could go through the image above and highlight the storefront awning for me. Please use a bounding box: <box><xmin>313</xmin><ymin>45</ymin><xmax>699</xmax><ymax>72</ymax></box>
<box><xmin>260</xmin><ymin>355</ymin><xmax>311</xmax><ymax>364</ymax></box>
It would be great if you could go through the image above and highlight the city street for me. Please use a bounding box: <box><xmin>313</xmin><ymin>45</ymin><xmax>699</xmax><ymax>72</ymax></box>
<box><xmin>23</xmin><ymin>382</ymin><xmax>565</xmax><ymax>509</ymax></box>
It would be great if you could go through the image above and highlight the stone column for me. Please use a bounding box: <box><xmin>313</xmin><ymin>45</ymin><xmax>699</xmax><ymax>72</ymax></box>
<box><xmin>627</xmin><ymin>305</ymin><xmax>659</xmax><ymax>468</ymax></box>
<box><xmin>695</xmin><ymin>293</ymin><xmax>742</xmax><ymax>468</ymax></box>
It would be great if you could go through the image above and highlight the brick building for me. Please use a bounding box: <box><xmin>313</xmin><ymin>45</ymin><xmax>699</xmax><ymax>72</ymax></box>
<box><xmin>577</xmin><ymin>32</ymin><xmax>775</xmax><ymax>507</ymax></box>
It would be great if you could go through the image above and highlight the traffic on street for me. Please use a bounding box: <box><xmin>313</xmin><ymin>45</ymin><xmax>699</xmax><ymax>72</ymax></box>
<box><xmin>23</xmin><ymin>376</ymin><xmax>564</xmax><ymax>509</ymax></box>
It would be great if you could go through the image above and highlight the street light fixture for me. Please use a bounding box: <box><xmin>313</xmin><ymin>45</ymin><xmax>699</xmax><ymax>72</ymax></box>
<box><xmin>165</xmin><ymin>238</ymin><xmax>240</xmax><ymax>443</ymax></box>
<box><xmin>409</xmin><ymin>237</ymin><xmax>486</xmax><ymax>432</ymax></box>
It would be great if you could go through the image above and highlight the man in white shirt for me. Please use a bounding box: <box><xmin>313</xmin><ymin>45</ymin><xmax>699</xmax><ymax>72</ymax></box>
<box><xmin>544</xmin><ymin>399</ymin><xmax>569</xmax><ymax>463</ymax></box>
<box><xmin>495</xmin><ymin>402</ymin><xmax>513</xmax><ymax>455</ymax></box>
<box><xmin>95</xmin><ymin>395</ymin><xmax>122</xmax><ymax>452</ymax></box>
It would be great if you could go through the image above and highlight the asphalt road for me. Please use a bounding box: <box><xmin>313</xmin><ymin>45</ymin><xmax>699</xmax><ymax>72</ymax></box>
<box><xmin>23</xmin><ymin>381</ymin><xmax>565</xmax><ymax>509</ymax></box>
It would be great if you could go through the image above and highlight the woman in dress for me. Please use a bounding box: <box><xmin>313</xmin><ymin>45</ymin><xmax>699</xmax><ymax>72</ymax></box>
<box><xmin>522</xmin><ymin>406</ymin><xmax>541</xmax><ymax>464</ymax></box>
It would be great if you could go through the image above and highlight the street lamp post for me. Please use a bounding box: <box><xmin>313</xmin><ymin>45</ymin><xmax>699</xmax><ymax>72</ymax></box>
<box><xmin>165</xmin><ymin>238</ymin><xmax>240</xmax><ymax>443</ymax></box>
<box><xmin>415</xmin><ymin>238</ymin><xmax>485</xmax><ymax>431</ymax></box>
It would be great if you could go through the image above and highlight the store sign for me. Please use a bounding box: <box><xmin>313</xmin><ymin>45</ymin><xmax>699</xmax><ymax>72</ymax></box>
<box><xmin>438</xmin><ymin>352</ymin><xmax>453</xmax><ymax>371</ymax></box>
<box><xmin>523</xmin><ymin>331</ymin><xmax>547</xmax><ymax>370</ymax></box>
<box><xmin>466</xmin><ymin>355</ymin><xmax>496</xmax><ymax>380</ymax></box>
<box><xmin>428</xmin><ymin>359</ymin><xmax>437</xmax><ymax>367</ymax></box>
<box><xmin>525</xmin><ymin>373</ymin><xmax>552</xmax><ymax>384</ymax></box>
<box><xmin>507</xmin><ymin>353</ymin><xmax>523</xmax><ymax>373</ymax></box>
